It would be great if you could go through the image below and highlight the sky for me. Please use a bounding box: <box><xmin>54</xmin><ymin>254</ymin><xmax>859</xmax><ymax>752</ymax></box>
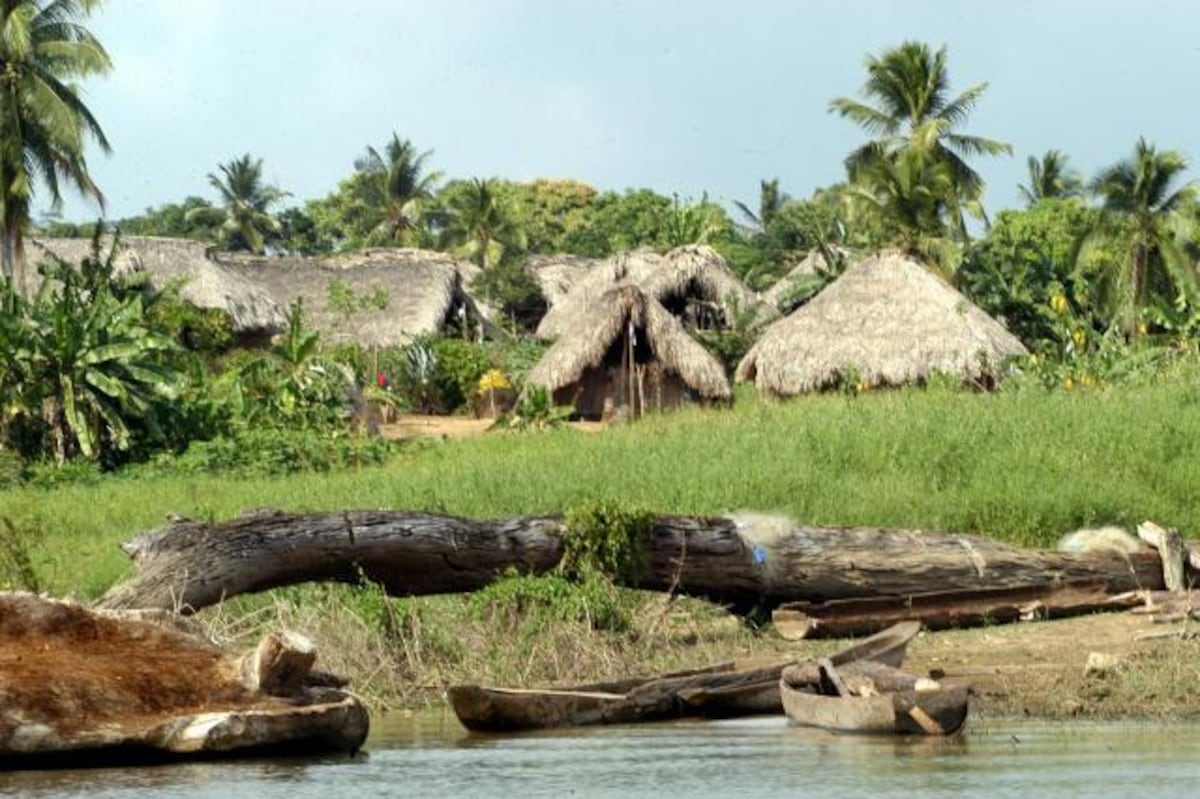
<box><xmin>46</xmin><ymin>0</ymin><xmax>1200</xmax><ymax>225</ymax></box>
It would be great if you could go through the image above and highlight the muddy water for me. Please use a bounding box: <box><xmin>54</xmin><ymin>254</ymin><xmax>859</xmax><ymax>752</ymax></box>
<box><xmin>4</xmin><ymin>713</ymin><xmax>1198</xmax><ymax>798</ymax></box>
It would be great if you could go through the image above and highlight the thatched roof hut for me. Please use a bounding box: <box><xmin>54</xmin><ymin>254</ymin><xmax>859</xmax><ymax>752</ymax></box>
<box><xmin>526</xmin><ymin>284</ymin><xmax>731</xmax><ymax>420</ymax></box>
<box><xmin>535</xmin><ymin>245</ymin><xmax>773</xmax><ymax>340</ymax></box>
<box><xmin>223</xmin><ymin>248</ymin><xmax>488</xmax><ymax>348</ymax></box>
<box><xmin>29</xmin><ymin>236</ymin><xmax>287</xmax><ymax>339</ymax></box>
<box><xmin>736</xmin><ymin>252</ymin><xmax>1029</xmax><ymax>395</ymax></box>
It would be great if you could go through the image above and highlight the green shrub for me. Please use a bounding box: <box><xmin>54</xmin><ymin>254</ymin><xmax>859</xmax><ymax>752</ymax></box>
<box><xmin>156</xmin><ymin>427</ymin><xmax>399</xmax><ymax>477</ymax></box>
<box><xmin>431</xmin><ymin>338</ymin><xmax>490</xmax><ymax>412</ymax></box>
<box><xmin>469</xmin><ymin>568</ymin><xmax>630</xmax><ymax>632</ymax></box>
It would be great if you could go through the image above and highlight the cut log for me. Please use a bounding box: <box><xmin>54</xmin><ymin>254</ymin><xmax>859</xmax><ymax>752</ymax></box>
<box><xmin>772</xmin><ymin>582</ymin><xmax>1146</xmax><ymax>639</ymax></box>
<box><xmin>97</xmin><ymin>509</ymin><xmax>1167</xmax><ymax>614</ymax></box>
<box><xmin>1137</xmin><ymin>521</ymin><xmax>1189</xmax><ymax>592</ymax></box>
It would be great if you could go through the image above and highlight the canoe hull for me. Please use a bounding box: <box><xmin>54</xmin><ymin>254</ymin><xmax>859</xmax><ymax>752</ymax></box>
<box><xmin>780</xmin><ymin>681</ymin><xmax>969</xmax><ymax>736</ymax></box>
<box><xmin>447</xmin><ymin>621</ymin><xmax>923</xmax><ymax>732</ymax></box>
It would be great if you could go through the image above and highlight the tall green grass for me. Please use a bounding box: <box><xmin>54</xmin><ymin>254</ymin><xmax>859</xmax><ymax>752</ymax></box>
<box><xmin>4</xmin><ymin>380</ymin><xmax>1200</xmax><ymax>597</ymax></box>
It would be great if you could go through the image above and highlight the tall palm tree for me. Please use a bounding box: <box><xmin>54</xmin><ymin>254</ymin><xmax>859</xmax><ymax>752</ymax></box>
<box><xmin>187</xmin><ymin>154</ymin><xmax>286</xmax><ymax>253</ymax></box>
<box><xmin>830</xmin><ymin>41</ymin><xmax>1011</xmax><ymax>235</ymax></box>
<box><xmin>1082</xmin><ymin>138</ymin><xmax>1197</xmax><ymax>336</ymax></box>
<box><xmin>1019</xmin><ymin>150</ymin><xmax>1083</xmax><ymax>206</ymax></box>
<box><xmin>440</xmin><ymin>178</ymin><xmax>526</xmax><ymax>268</ymax></box>
<box><xmin>0</xmin><ymin>0</ymin><xmax>112</xmax><ymax>293</ymax></box>
<box><xmin>354</xmin><ymin>133</ymin><xmax>441</xmax><ymax>246</ymax></box>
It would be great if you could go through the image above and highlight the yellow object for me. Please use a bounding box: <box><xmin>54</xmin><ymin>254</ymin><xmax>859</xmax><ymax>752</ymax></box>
<box><xmin>478</xmin><ymin>369</ymin><xmax>511</xmax><ymax>391</ymax></box>
<box><xmin>1050</xmin><ymin>293</ymin><xmax>1068</xmax><ymax>315</ymax></box>
<box><xmin>1063</xmin><ymin>376</ymin><xmax>1075</xmax><ymax>391</ymax></box>
<box><xmin>1072</xmin><ymin>329</ymin><xmax>1086</xmax><ymax>348</ymax></box>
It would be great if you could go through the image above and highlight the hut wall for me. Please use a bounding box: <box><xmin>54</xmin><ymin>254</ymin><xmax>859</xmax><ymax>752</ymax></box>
<box><xmin>552</xmin><ymin>363</ymin><xmax>697</xmax><ymax>421</ymax></box>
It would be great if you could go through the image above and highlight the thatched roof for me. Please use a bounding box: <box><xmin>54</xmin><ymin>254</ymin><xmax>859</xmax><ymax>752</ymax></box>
<box><xmin>223</xmin><ymin>248</ymin><xmax>485</xmax><ymax>348</ymax></box>
<box><xmin>526</xmin><ymin>284</ymin><xmax>732</xmax><ymax>401</ymax></box>
<box><xmin>761</xmin><ymin>246</ymin><xmax>853</xmax><ymax>311</ymax></box>
<box><xmin>535</xmin><ymin>245</ymin><xmax>773</xmax><ymax>340</ymax></box>
<box><xmin>522</xmin><ymin>253</ymin><xmax>602</xmax><ymax>310</ymax></box>
<box><xmin>29</xmin><ymin>236</ymin><xmax>287</xmax><ymax>334</ymax></box>
<box><xmin>736</xmin><ymin>252</ymin><xmax>1029</xmax><ymax>395</ymax></box>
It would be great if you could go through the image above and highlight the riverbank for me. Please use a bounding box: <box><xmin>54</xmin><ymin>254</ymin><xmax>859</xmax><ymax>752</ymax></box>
<box><xmin>4</xmin><ymin>381</ymin><xmax>1199</xmax><ymax>721</ymax></box>
<box><xmin>186</xmin><ymin>584</ymin><xmax>1200</xmax><ymax>722</ymax></box>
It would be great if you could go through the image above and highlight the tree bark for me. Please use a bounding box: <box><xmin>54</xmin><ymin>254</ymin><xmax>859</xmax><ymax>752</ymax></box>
<box><xmin>96</xmin><ymin>509</ymin><xmax>1167</xmax><ymax>614</ymax></box>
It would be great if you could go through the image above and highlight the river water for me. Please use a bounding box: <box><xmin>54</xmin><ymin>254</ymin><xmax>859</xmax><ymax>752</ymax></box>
<box><xmin>3</xmin><ymin>712</ymin><xmax>1198</xmax><ymax>798</ymax></box>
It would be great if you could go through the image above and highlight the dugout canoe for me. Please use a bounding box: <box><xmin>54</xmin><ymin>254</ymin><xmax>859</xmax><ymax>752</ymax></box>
<box><xmin>448</xmin><ymin>621</ymin><xmax>921</xmax><ymax>732</ymax></box>
<box><xmin>0</xmin><ymin>593</ymin><xmax>369</xmax><ymax>767</ymax></box>
<box><xmin>779</xmin><ymin>659</ymin><xmax>969</xmax><ymax>736</ymax></box>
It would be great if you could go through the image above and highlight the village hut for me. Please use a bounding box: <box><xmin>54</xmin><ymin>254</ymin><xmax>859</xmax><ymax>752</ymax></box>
<box><xmin>535</xmin><ymin>245</ymin><xmax>773</xmax><ymax>340</ymax></box>
<box><xmin>29</xmin><ymin>236</ymin><xmax>287</xmax><ymax>344</ymax></box>
<box><xmin>525</xmin><ymin>284</ymin><xmax>731</xmax><ymax>420</ymax></box>
<box><xmin>736</xmin><ymin>252</ymin><xmax>1029</xmax><ymax>395</ymax></box>
<box><xmin>223</xmin><ymin>248</ymin><xmax>489</xmax><ymax>348</ymax></box>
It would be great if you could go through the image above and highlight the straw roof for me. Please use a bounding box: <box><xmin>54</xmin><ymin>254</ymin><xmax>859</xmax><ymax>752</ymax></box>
<box><xmin>535</xmin><ymin>245</ymin><xmax>773</xmax><ymax>340</ymax></box>
<box><xmin>526</xmin><ymin>284</ymin><xmax>732</xmax><ymax>401</ymax></box>
<box><xmin>29</xmin><ymin>236</ymin><xmax>286</xmax><ymax>334</ymax></box>
<box><xmin>522</xmin><ymin>253</ymin><xmax>602</xmax><ymax>310</ymax></box>
<box><xmin>223</xmin><ymin>248</ymin><xmax>485</xmax><ymax>348</ymax></box>
<box><xmin>761</xmin><ymin>246</ymin><xmax>853</xmax><ymax>311</ymax></box>
<box><xmin>736</xmin><ymin>252</ymin><xmax>1029</xmax><ymax>394</ymax></box>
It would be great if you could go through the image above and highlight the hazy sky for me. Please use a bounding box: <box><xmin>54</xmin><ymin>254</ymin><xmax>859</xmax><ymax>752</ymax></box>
<box><xmin>48</xmin><ymin>0</ymin><xmax>1200</xmax><ymax>224</ymax></box>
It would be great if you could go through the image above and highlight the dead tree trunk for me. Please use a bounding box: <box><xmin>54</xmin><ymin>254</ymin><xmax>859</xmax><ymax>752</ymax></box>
<box><xmin>96</xmin><ymin>509</ymin><xmax>1167</xmax><ymax>614</ymax></box>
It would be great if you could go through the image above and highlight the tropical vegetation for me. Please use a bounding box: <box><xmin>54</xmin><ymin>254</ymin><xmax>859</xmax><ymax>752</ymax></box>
<box><xmin>0</xmin><ymin>0</ymin><xmax>111</xmax><ymax>292</ymax></box>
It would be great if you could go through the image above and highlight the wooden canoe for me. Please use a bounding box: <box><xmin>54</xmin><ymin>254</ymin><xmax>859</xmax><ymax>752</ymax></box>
<box><xmin>0</xmin><ymin>593</ymin><xmax>369</xmax><ymax>767</ymax></box>
<box><xmin>780</xmin><ymin>659</ymin><xmax>969</xmax><ymax>736</ymax></box>
<box><xmin>448</xmin><ymin>621</ymin><xmax>922</xmax><ymax>732</ymax></box>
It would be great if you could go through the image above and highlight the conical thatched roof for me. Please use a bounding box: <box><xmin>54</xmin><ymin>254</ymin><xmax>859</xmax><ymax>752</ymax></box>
<box><xmin>29</xmin><ymin>236</ymin><xmax>287</xmax><ymax>334</ymax></box>
<box><xmin>223</xmin><ymin>248</ymin><xmax>486</xmax><ymax>348</ymax></box>
<box><xmin>535</xmin><ymin>245</ymin><xmax>773</xmax><ymax>340</ymax></box>
<box><xmin>761</xmin><ymin>246</ymin><xmax>854</xmax><ymax>311</ymax></box>
<box><xmin>736</xmin><ymin>252</ymin><xmax>1029</xmax><ymax>395</ymax></box>
<box><xmin>526</xmin><ymin>284</ymin><xmax>732</xmax><ymax>401</ymax></box>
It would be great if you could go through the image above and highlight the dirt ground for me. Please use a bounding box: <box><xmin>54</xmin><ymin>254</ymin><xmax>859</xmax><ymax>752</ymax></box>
<box><xmin>379</xmin><ymin>415</ymin><xmax>604</xmax><ymax>441</ymax></box>
<box><xmin>899</xmin><ymin>609</ymin><xmax>1200</xmax><ymax>720</ymax></box>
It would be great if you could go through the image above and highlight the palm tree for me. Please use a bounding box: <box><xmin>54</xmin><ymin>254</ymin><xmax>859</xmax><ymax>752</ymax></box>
<box><xmin>187</xmin><ymin>154</ymin><xmax>287</xmax><ymax>253</ymax></box>
<box><xmin>1019</xmin><ymin>150</ymin><xmax>1083</xmax><ymax>205</ymax></box>
<box><xmin>1082</xmin><ymin>138</ymin><xmax>1198</xmax><ymax>337</ymax></box>
<box><xmin>439</xmin><ymin>178</ymin><xmax>526</xmax><ymax>268</ymax></box>
<box><xmin>830</xmin><ymin>41</ymin><xmax>1011</xmax><ymax>235</ymax></box>
<box><xmin>848</xmin><ymin>147</ymin><xmax>961</xmax><ymax>275</ymax></box>
<box><xmin>0</xmin><ymin>0</ymin><xmax>112</xmax><ymax>293</ymax></box>
<box><xmin>354</xmin><ymin>133</ymin><xmax>441</xmax><ymax>246</ymax></box>
<box><xmin>734</xmin><ymin>178</ymin><xmax>786</xmax><ymax>232</ymax></box>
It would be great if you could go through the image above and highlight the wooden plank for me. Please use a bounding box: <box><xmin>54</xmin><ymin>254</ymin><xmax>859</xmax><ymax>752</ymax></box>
<box><xmin>772</xmin><ymin>582</ymin><xmax>1144</xmax><ymax>639</ymax></box>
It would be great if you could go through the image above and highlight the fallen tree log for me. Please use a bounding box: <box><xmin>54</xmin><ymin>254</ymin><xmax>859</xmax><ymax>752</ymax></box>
<box><xmin>772</xmin><ymin>583</ymin><xmax>1146</xmax><ymax>639</ymax></box>
<box><xmin>96</xmin><ymin>509</ymin><xmax>1168</xmax><ymax>614</ymax></box>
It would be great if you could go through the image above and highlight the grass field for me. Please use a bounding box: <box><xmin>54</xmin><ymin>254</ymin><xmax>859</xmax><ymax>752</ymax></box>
<box><xmin>4</xmin><ymin>379</ymin><xmax>1199</xmax><ymax>598</ymax></box>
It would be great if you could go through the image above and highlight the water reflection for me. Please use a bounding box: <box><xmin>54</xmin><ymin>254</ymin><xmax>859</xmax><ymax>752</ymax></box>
<box><xmin>2</xmin><ymin>712</ymin><xmax>1197</xmax><ymax>799</ymax></box>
